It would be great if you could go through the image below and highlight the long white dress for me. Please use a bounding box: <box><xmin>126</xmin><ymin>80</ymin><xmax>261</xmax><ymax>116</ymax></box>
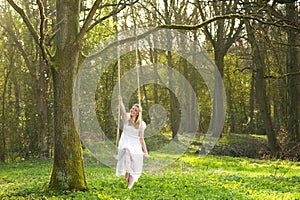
<box><xmin>116</xmin><ymin>113</ymin><xmax>146</xmax><ymax>183</ymax></box>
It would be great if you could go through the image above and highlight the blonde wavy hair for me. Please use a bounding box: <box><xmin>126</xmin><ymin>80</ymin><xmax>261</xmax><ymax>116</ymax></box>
<box><xmin>128</xmin><ymin>104</ymin><xmax>142</xmax><ymax>129</ymax></box>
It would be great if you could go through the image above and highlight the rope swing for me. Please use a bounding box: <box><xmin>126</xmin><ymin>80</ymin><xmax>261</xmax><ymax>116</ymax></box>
<box><xmin>116</xmin><ymin>38</ymin><xmax>121</xmax><ymax>147</ymax></box>
<box><xmin>135</xmin><ymin>30</ymin><xmax>142</xmax><ymax>120</ymax></box>
<box><xmin>116</xmin><ymin>30</ymin><xmax>142</xmax><ymax>147</ymax></box>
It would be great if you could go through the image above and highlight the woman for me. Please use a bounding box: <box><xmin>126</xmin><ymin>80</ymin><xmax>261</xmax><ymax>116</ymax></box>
<box><xmin>116</xmin><ymin>95</ymin><xmax>148</xmax><ymax>189</ymax></box>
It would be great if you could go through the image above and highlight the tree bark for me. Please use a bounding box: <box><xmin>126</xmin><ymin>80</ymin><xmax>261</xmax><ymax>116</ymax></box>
<box><xmin>286</xmin><ymin>2</ymin><xmax>299</xmax><ymax>146</ymax></box>
<box><xmin>0</xmin><ymin>70</ymin><xmax>10</xmax><ymax>162</ymax></box>
<box><xmin>248</xmin><ymin>69</ymin><xmax>255</xmax><ymax>133</ymax></box>
<box><xmin>49</xmin><ymin>59</ymin><xmax>86</xmax><ymax>190</ymax></box>
<box><xmin>37</xmin><ymin>62</ymin><xmax>50</xmax><ymax>157</ymax></box>
<box><xmin>227</xmin><ymin>71</ymin><xmax>235</xmax><ymax>133</ymax></box>
<box><xmin>48</xmin><ymin>0</ymin><xmax>86</xmax><ymax>190</ymax></box>
<box><xmin>167</xmin><ymin>51</ymin><xmax>179</xmax><ymax>141</ymax></box>
<box><xmin>246</xmin><ymin>22</ymin><xmax>280</xmax><ymax>156</ymax></box>
<box><xmin>162</xmin><ymin>0</ymin><xmax>179</xmax><ymax>140</ymax></box>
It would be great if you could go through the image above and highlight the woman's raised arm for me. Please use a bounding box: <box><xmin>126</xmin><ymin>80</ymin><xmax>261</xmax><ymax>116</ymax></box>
<box><xmin>118</xmin><ymin>95</ymin><xmax>127</xmax><ymax>121</ymax></box>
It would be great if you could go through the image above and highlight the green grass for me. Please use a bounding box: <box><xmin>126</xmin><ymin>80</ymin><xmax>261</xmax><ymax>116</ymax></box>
<box><xmin>0</xmin><ymin>154</ymin><xmax>299</xmax><ymax>199</ymax></box>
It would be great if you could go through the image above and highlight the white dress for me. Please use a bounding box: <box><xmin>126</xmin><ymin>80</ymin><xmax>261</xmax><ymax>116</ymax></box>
<box><xmin>116</xmin><ymin>113</ymin><xmax>146</xmax><ymax>183</ymax></box>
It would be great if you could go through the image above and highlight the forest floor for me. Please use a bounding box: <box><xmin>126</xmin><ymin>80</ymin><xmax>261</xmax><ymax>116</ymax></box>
<box><xmin>202</xmin><ymin>133</ymin><xmax>270</xmax><ymax>158</ymax></box>
<box><xmin>0</xmin><ymin>134</ymin><xmax>299</xmax><ymax>199</ymax></box>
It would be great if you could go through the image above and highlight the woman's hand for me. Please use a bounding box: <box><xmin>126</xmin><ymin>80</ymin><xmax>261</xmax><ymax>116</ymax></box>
<box><xmin>143</xmin><ymin>152</ymin><xmax>148</xmax><ymax>158</ymax></box>
<box><xmin>118</xmin><ymin>95</ymin><xmax>126</xmax><ymax>118</ymax></box>
<box><xmin>118</xmin><ymin>95</ymin><xmax>122</xmax><ymax>102</ymax></box>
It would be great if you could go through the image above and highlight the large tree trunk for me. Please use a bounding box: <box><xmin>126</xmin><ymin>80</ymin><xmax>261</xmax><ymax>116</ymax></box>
<box><xmin>286</xmin><ymin>2</ymin><xmax>299</xmax><ymax>146</ymax></box>
<box><xmin>49</xmin><ymin>59</ymin><xmax>86</xmax><ymax>190</ymax></box>
<box><xmin>246</xmin><ymin>22</ymin><xmax>280</xmax><ymax>156</ymax></box>
<box><xmin>49</xmin><ymin>0</ymin><xmax>86</xmax><ymax>190</ymax></box>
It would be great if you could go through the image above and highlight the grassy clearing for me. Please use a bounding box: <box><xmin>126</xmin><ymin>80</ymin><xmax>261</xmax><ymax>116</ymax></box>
<box><xmin>0</xmin><ymin>154</ymin><xmax>299</xmax><ymax>200</ymax></box>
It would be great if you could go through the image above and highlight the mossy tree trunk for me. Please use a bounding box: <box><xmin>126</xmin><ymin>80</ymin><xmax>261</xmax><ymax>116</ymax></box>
<box><xmin>49</xmin><ymin>56</ymin><xmax>86</xmax><ymax>190</ymax></box>
<box><xmin>48</xmin><ymin>0</ymin><xmax>86</xmax><ymax>190</ymax></box>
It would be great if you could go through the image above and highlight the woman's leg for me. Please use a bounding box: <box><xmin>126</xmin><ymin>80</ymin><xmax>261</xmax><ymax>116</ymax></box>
<box><xmin>125</xmin><ymin>172</ymin><xmax>129</xmax><ymax>182</ymax></box>
<box><xmin>128</xmin><ymin>175</ymin><xmax>134</xmax><ymax>189</ymax></box>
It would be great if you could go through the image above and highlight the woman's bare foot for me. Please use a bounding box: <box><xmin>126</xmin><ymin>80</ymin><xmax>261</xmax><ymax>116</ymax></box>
<box><xmin>128</xmin><ymin>175</ymin><xmax>134</xmax><ymax>189</ymax></box>
<box><xmin>125</xmin><ymin>172</ymin><xmax>129</xmax><ymax>182</ymax></box>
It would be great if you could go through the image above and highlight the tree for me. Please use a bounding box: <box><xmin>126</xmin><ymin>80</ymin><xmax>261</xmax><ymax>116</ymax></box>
<box><xmin>285</xmin><ymin>2</ymin><xmax>299</xmax><ymax>147</ymax></box>
<box><xmin>258</xmin><ymin>0</ymin><xmax>300</xmax><ymax>155</ymax></box>
<box><xmin>195</xmin><ymin>0</ymin><xmax>243</xmax><ymax>137</ymax></box>
<box><xmin>7</xmin><ymin>0</ymin><xmax>131</xmax><ymax>190</ymax></box>
<box><xmin>244</xmin><ymin>1</ymin><xmax>281</xmax><ymax>155</ymax></box>
<box><xmin>0</xmin><ymin>63</ymin><xmax>10</xmax><ymax>162</ymax></box>
<box><xmin>1</xmin><ymin>6</ymin><xmax>52</xmax><ymax>158</ymax></box>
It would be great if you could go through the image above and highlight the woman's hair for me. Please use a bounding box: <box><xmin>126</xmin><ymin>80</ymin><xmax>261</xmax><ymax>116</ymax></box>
<box><xmin>128</xmin><ymin>104</ymin><xmax>142</xmax><ymax>129</ymax></box>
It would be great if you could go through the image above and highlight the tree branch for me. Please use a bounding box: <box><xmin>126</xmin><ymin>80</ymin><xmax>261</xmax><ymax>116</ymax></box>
<box><xmin>78</xmin><ymin>0</ymin><xmax>103</xmax><ymax>43</ymax></box>
<box><xmin>159</xmin><ymin>14</ymin><xmax>300</xmax><ymax>31</ymax></box>
<box><xmin>225</xmin><ymin>20</ymin><xmax>244</xmax><ymax>52</ymax></box>
<box><xmin>86</xmin><ymin>0</ymin><xmax>138</xmax><ymax>33</ymax></box>
<box><xmin>7</xmin><ymin>0</ymin><xmax>52</xmax><ymax>66</ymax></box>
<box><xmin>37</xmin><ymin>0</ymin><xmax>50</xmax><ymax>65</ymax></box>
<box><xmin>0</xmin><ymin>22</ymin><xmax>37</xmax><ymax>80</ymax></box>
<box><xmin>234</xmin><ymin>66</ymin><xmax>300</xmax><ymax>79</ymax></box>
<box><xmin>86</xmin><ymin>13</ymin><xmax>300</xmax><ymax>62</ymax></box>
<box><xmin>264</xmin><ymin>71</ymin><xmax>300</xmax><ymax>79</ymax></box>
<box><xmin>7</xmin><ymin>0</ymin><xmax>39</xmax><ymax>44</ymax></box>
<box><xmin>196</xmin><ymin>0</ymin><xmax>215</xmax><ymax>47</ymax></box>
<box><xmin>233</xmin><ymin>67</ymin><xmax>255</xmax><ymax>73</ymax></box>
<box><xmin>137</xmin><ymin>1</ymin><xmax>165</xmax><ymax>23</ymax></box>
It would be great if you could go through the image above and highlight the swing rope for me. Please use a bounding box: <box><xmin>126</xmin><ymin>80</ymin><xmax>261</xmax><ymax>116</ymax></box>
<box><xmin>116</xmin><ymin>29</ymin><xmax>142</xmax><ymax>147</ymax></box>
<box><xmin>135</xmin><ymin>30</ymin><xmax>142</xmax><ymax>117</ymax></box>
<box><xmin>116</xmin><ymin>38</ymin><xmax>121</xmax><ymax>147</ymax></box>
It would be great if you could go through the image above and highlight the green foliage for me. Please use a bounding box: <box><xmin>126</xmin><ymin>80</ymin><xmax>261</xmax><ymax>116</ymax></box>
<box><xmin>0</xmin><ymin>155</ymin><xmax>299</xmax><ymax>199</ymax></box>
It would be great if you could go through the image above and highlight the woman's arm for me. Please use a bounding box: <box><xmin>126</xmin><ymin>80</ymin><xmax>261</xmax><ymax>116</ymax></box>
<box><xmin>139</xmin><ymin>126</ymin><xmax>148</xmax><ymax>157</ymax></box>
<box><xmin>118</xmin><ymin>95</ymin><xmax>127</xmax><ymax>121</ymax></box>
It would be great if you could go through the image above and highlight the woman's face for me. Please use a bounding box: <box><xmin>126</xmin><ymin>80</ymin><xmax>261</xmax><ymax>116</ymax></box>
<box><xmin>130</xmin><ymin>105</ymin><xmax>139</xmax><ymax>118</ymax></box>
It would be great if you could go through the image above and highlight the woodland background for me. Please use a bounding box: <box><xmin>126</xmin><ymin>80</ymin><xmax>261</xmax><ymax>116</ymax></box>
<box><xmin>0</xmin><ymin>0</ymin><xmax>299</xmax><ymax>191</ymax></box>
